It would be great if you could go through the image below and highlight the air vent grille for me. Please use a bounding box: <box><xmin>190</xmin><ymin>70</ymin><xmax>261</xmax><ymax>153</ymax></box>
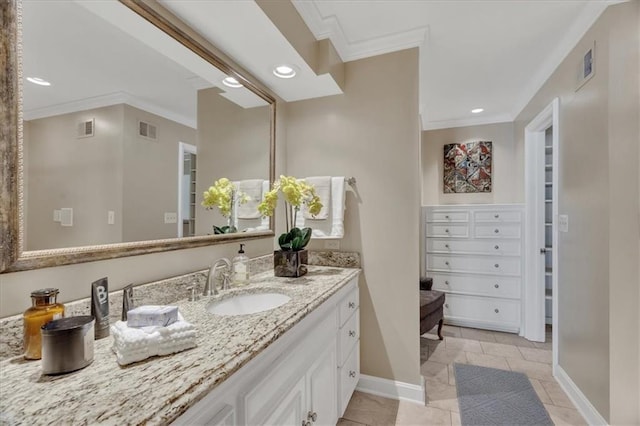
<box><xmin>77</xmin><ymin>119</ymin><xmax>94</xmax><ymax>138</ymax></box>
<box><xmin>138</xmin><ymin>120</ymin><xmax>157</xmax><ymax>140</ymax></box>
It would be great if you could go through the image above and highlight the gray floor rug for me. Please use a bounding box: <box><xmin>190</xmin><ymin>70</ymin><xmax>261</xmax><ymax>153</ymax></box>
<box><xmin>454</xmin><ymin>363</ymin><xmax>554</xmax><ymax>426</ymax></box>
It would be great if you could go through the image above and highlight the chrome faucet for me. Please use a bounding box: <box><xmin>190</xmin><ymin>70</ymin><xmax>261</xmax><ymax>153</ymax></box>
<box><xmin>203</xmin><ymin>258</ymin><xmax>232</xmax><ymax>296</ymax></box>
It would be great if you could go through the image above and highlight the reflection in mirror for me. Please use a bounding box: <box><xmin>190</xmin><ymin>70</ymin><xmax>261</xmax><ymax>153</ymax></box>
<box><xmin>21</xmin><ymin>1</ymin><xmax>271</xmax><ymax>251</ymax></box>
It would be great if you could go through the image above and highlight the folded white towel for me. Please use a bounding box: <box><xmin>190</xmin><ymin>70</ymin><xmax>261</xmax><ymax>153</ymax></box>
<box><xmin>302</xmin><ymin>176</ymin><xmax>330</xmax><ymax>220</ymax></box>
<box><xmin>239</xmin><ymin>180</ymin><xmax>271</xmax><ymax>232</ymax></box>
<box><xmin>296</xmin><ymin>177</ymin><xmax>346</xmax><ymax>239</ymax></box>
<box><xmin>111</xmin><ymin>314</ymin><xmax>197</xmax><ymax>366</ymax></box>
<box><xmin>236</xmin><ymin>179</ymin><xmax>264</xmax><ymax>219</ymax></box>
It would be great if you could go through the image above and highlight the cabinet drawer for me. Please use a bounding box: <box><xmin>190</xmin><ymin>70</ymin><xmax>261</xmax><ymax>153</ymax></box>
<box><xmin>427</xmin><ymin>254</ymin><xmax>521</xmax><ymax>276</ymax></box>
<box><xmin>339</xmin><ymin>286</ymin><xmax>359</xmax><ymax>327</ymax></box>
<box><xmin>426</xmin><ymin>223</ymin><xmax>469</xmax><ymax>238</ymax></box>
<box><xmin>339</xmin><ymin>309</ymin><xmax>359</xmax><ymax>366</ymax></box>
<box><xmin>338</xmin><ymin>345</ymin><xmax>359</xmax><ymax>417</ymax></box>
<box><xmin>427</xmin><ymin>238</ymin><xmax>521</xmax><ymax>256</ymax></box>
<box><xmin>443</xmin><ymin>294</ymin><xmax>520</xmax><ymax>326</ymax></box>
<box><xmin>426</xmin><ymin>210</ymin><xmax>469</xmax><ymax>223</ymax></box>
<box><xmin>474</xmin><ymin>210</ymin><xmax>522</xmax><ymax>223</ymax></box>
<box><xmin>474</xmin><ymin>224</ymin><xmax>521</xmax><ymax>239</ymax></box>
<box><xmin>430</xmin><ymin>273</ymin><xmax>521</xmax><ymax>299</ymax></box>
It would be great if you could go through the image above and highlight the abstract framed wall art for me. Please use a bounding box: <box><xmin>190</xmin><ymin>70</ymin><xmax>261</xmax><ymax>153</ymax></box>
<box><xmin>443</xmin><ymin>141</ymin><xmax>492</xmax><ymax>193</ymax></box>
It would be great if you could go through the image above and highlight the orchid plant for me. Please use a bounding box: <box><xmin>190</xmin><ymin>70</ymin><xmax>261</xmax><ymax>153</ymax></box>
<box><xmin>258</xmin><ymin>175</ymin><xmax>323</xmax><ymax>251</ymax></box>
<box><xmin>202</xmin><ymin>178</ymin><xmax>249</xmax><ymax>234</ymax></box>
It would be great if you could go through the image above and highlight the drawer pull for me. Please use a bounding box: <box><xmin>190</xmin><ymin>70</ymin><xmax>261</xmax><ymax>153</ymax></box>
<box><xmin>445</xmin><ymin>228</ymin><xmax>450</xmax><ymax>233</ymax></box>
<box><xmin>494</xmin><ymin>264</ymin><xmax>499</xmax><ymax>268</ymax></box>
<box><xmin>495</xmin><ymin>245</ymin><xmax>499</xmax><ymax>250</ymax></box>
<box><xmin>308</xmin><ymin>412</ymin><xmax>318</xmax><ymax>422</ymax></box>
<box><xmin>494</xmin><ymin>284</ymin><xmax>499</xmax><ymax>288</ymax></box>
<box><xmin>445</xmin><ymin>244</ymin><xmax>450</xmax><ymax>249</ymax></box>
<box><xmin>445</xmin><ymin>280</ymin><xmax>449</xmax><ymax>285</ymax></box>
<box><xmin>348</xmin><ymin>301</ymin><xmax>356</xmax><ymax>309</ymax></box>
<box><xmin>495</xmin><ymin>309</ymin><xmax>500</xmax><ymax>313</ymax></box>
<box><xmin>349</xmin><ymin>330</ymin><xmax>356</xmax><ymax>337</ymax></box>
<box><xmin>445</xmin><ymin>215</ymin><xmax>450</xmax><ymax>219</ymax></box>
<box><xmin>445</xmin><ymin>261</ymin><xmax>450</xmax><ymax>266</ymax></box>
<box><xmin>494</xmin><ymin>229</ymin><xmax>500</xmax><ymax>234</ymax></box>
<box><xmin>494</xmin><ymin>214</ymin><xmax>500</xmax><ymax>219</ymax></box>
<box><xmin>349</xmin><ymin>370</ymin><xmax>356</xmax><ymax>378</ymax></box>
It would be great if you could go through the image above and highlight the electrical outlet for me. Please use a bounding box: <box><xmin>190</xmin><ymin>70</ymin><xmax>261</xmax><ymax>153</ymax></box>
<box><xmin>324</xmin><ymin>240</ymin><xmax>340</xmax><ymax>250</ymax></box>
<box><xmin>108</xmin><ymin>211</ymin><xmax>115</xmax><ymax>225</ymax></box>
<box><xmin>558</xmin><ymin>214</ymin><xmax>569</xmax><ymax>232</ymax></box>
<box><xmin>164</xmin><ymin>212</ymin><xmax>177</xmax><ymax>224</ymax></box>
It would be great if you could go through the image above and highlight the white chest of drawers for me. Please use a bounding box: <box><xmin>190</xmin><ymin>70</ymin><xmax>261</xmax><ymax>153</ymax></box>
<box><xmin>424</xmin><ymin>204</ymin><xmax>525</xmax><ymax>333</ymax></box>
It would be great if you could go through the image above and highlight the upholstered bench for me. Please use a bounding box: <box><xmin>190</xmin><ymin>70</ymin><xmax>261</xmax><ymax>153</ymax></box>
<box><xmin>419</xmin><ymin>278</ymin><xmax>445</xmax><ymax>340</ymax></box>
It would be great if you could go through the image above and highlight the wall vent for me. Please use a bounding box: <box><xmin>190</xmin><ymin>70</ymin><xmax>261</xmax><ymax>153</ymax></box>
<box><xmin>138</xmin><ymin>120</ymin><xmax>157</xmax><ymax>140</ymax></box>
<box><xmin>77</xmin><ymin>119</ymin><xmax>94</xmax><ymax>138</ymax></box>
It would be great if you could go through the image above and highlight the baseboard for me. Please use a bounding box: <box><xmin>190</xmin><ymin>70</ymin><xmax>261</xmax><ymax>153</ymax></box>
<box><xmin>555</xmin><ymin>365</ymin><xmax>608</xmax><ymax>425</ymax></box>
<box><xmin>356</xmin><ymin>374</ymin><xmax>425</xmax><ymax>405</ymax></box>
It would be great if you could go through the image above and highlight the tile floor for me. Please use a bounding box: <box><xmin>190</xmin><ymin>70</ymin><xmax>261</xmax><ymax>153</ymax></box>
<box><xmin>337</xmin><ymin>325</ymin><xmax>587</xmax><ymax>426</ymax></box>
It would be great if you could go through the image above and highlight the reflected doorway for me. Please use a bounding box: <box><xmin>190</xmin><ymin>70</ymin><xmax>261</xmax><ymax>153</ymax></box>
<box><xmin>178</xmin><ymin>142</ymin><xmax>197</xmax><ymax>237</ymax></box>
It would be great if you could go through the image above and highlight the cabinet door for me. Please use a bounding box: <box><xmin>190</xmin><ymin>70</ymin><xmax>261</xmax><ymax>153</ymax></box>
<box><xmin>262</xmin><ymin>376</ymin><xmax>306</xmax><ymax>426</ymax></box>
<box><xmin>307</xmin><ymin>342</ymin><xmax>337</xmax><ymax>426</ymax></box>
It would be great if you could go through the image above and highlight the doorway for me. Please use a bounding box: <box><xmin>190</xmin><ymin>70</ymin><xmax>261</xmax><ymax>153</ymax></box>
<box><xmin>178</xmin><ymin>142</ymin><xmax>197</xmax><ymax>238</ymax></box>
<box><xmin>524</xmin><ymin>98</ymin><xmax>559</xmax><ymax>369</ymax></box>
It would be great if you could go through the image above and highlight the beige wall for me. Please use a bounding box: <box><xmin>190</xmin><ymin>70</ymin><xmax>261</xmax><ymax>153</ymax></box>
<box><xmin>195</xmin><ymin>88</ymin><xmax>271</xmax><ymax>235</ymax></box>
<box><xmin>513</xmin><ymin>2</ymin><xmax>639</xmax><ymax>423</ymax></box>
<box><xmin>23</xmin><ymin>105</ymin><xmax>125</xmax><ymax>250</ymax></box>
<box><xmin>421</xmin><ymin>122</ymin><xmax>520</xmax><ymax>205</ymax></box>
<box><xmin>122</xmin><ymin>105</ymin><xmax>196</xmax><ymax>242</ymax></box>
<box><xmin>284</xmin><ymin>48</ymin><xmax>422</xmax><ymax>385</ymax></box>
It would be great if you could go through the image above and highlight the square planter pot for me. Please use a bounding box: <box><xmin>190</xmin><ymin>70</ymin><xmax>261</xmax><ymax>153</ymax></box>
<box><xmin>274</xmin><ymin>249</ymin><xmax>308</xmax><ymax>277</ymax></box>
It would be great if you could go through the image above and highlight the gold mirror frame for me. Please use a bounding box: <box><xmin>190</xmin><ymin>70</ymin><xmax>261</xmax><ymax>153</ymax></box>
<box><xmin>0</xmin><ymin>0</ymin><xmax>276</xmax><ymax>273</ymax></box>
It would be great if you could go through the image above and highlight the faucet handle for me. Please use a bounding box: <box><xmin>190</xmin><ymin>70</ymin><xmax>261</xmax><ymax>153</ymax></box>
<box><xmin>186</xmin><ymin>286</ymin><xmax>200</xmax><ymax>302</ymax></box>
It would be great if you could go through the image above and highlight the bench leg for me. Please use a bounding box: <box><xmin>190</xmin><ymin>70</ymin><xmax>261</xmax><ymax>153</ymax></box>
<box><xmin>437</xmin><ymin>319</ymin><xmax>444</xmax><ymax>340</ymax></box>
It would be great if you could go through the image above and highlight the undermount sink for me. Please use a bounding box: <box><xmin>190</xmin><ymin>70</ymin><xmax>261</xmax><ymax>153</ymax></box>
<box><xmin>206</xmin><ymin>292</ymin><xmax>291</xmax><ymax>316</ymax></box>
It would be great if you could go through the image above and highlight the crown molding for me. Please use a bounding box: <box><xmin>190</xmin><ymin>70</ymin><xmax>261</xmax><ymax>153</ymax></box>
<box><xmin>23</xmin><ymin>92</ymin><xmax>196</xmax><ymax>129</ymax></box>
<box><xmin>422</xmin><ymin>114</ymin><xmax>513</xmax><ymax>131</ymax></box>
<box><xmin>292</xmin><ymin>0</ymin><xmax>428</xmax><ymax>62</ymax></box>
<box><xmin>510</xmin><ymin>1</ymin><xmax>618</xmax><ymax>120</ymax></box>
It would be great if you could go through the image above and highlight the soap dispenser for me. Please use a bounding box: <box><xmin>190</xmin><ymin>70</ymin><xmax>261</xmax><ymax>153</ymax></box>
<box><xmin>232</xmin><ymin>244</ymin><xmax>250</xmax><ymax>286</ymax></box>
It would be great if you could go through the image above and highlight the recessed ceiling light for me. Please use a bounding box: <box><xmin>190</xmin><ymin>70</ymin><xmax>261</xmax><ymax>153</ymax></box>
<box><xmin>222</xmin><ymin>77</ymin><xmax>243</xmax><ymax>88</ymax></box>
<box><xmin>471</xmin><ymin>108</ymin><xmax>484</xmax><ymax>114</ymax></box>
<box><xmin>273</xmin><ymin>65</ymin><xmax>296</xmax><ymax>79</ymax></box>
<box><xmin>26</xmin><ymin>77</ymin><xmax>51</xmax><ymax>86</ymax></box>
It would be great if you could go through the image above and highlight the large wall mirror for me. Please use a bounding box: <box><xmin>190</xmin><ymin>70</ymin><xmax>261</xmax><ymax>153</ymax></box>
<box><xmin>0</xmin><ymin>0</ymin><xmax>276</xmax><ymax>272</ymax></box>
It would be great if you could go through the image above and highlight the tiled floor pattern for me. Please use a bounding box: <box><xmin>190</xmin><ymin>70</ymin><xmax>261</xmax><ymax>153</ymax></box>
<box><xmin>337</xmin><ymin>325</ymin><xmax>587</xmax><ymax>426</ymax></box>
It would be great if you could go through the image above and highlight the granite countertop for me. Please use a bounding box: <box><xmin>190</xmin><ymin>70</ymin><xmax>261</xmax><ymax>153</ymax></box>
<box><xmin>0</xmin><ymin>265</ymin><xmax>360</xmax><ymax>425</ymax></box>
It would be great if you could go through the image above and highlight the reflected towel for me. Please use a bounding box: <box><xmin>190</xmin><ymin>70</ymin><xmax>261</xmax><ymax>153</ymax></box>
<box><xmin>111</xmin><ymin>314</ymin><xmax>197</xmax><ymax>366</ymax></box>
<box><xmin>303</xmin><ymin>176</ymin><xmax>330</xmax><ymax>220</ymax></box>
<box><xmin>296</xmin><ymin>176</ymin><xmax>346</xmax><ymax>239</ymax></box>
<box><xmin>236</xmin><ymin>179</ymin><xmax>264</xmax><ymax>219</ymax></box>
<box><xmin>238</xmin><ymin>180</ymin><xmax>271</xmax><ymax>232</ymax></box>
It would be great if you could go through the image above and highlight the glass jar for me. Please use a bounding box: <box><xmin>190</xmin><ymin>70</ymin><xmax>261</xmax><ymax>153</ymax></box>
<box><xmin>23</xmin><ymin>288</ymin><xmax>65</xmax><ymax>360</ymax></box>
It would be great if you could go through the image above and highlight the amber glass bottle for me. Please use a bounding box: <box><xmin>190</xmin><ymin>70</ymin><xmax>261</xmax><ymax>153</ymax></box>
<box><xmin>23</xmin><ymin>288</ymin><xmax>65</xmax><ymax>360</ymax></box>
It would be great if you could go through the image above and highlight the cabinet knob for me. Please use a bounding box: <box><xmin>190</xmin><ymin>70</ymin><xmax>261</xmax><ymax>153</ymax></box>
<box><xmin>494</xmin><ymin>264</ymin><xmax>499</xmax><ymax>268</ymax></box>
<box><xmin>445</xmin><ymin>215</ymin><xmax>450</xmax><ymax>219</ymax></box>
<box><xmin>308</xmin><ymin>411</ymin><xmax>318</xmax><ymax>422</ymax></box>
<box><xmin>349</xmin><ymin>330</ymin><xmax>356</xmax><ymax>337</ymax></box>
<box><xmin>348</xmin><ymin>301</ymin><xmax>356</xmax><ymax>309</ymax></box>
<box><xmin>445</xmin><ymin>228</ymin><xmax>450</xmax><ymax>233</ymax></box>
<box><xmin>494</xmin><ymin>214</ymin><xmax>500</xmax><ymax>219</ymax></box>
<box><xmin>494</xmin><ymin>229</ymin><xmax>500</xmax><ymax>234</ymax></box>
<box><xmin>494</xmin><ymin>245</ymin><xmax>499</xmax><ymax>250</ymax></box>
<box><xmin>494</xmin><ymin>284</ymin><xmax>499</xmax><ymax>288</ymax></box>
<box><xmin>445</xmin><ymin>261</ymin><xmax>450</xmax><ymax>266</ymax></box>
<box><xmin>445</xmin><ymin>280</ymin><xmax>449</xmax><ymax>285</ymax></box>
<box><xmin>445</xmin><ymin>244</ymin><xmax>450</xmax><ymax>249</ymax></box>
<box><xmin>445</xmin><ymin>303</ymin><xmax>449</xmax><ymax>308</ymax></box>
<box><xmin>349</xmin><ymin>370</ymin><xmax>356</xmax><ymax>378</ymax></box>
<box><xmin>495</xmin><ymin>309</ymin><xmax>500</xmax><ymax>313</ymax></box>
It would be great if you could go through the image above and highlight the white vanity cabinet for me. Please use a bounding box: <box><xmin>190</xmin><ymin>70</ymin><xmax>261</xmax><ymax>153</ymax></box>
<box><xmin>174</xmin><ymin>276</ymin><xmax>359</xmax><ymax>426</ymax></box>
<box><xmin>424</xmin><ymin>205</ymin><xmax>524</xmax><ymax>333</ymax></box>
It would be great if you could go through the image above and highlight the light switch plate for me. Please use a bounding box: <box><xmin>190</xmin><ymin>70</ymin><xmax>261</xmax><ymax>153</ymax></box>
<box><xmin>164</xmin><ymin>212</ymin><xmax>177</xmax><ymax>224</ymax></box>
<box><xmin>559</xmin><ymin>214</ymin><xmax>569</xmax><ymax>232</ymax></box>
<box><xmin>53</xmin><ymin>210</ymin><xmax>61</xmax><ymax>222</ymax></box>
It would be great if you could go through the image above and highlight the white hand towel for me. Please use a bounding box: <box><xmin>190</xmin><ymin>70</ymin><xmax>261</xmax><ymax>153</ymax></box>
<box><xmin>302</xmin><ymin>176</ymin><xmax>331</xmax><ymax>220</ymax></box>
<box><xmin>295</xmin><ymin>176</ymin><xmax>346</xmax><ymax>239</ymax></box>
<box><xmin>236</xmin><ymin>179</ymin><xmax>264</xmax><ymax>219</ymax></box>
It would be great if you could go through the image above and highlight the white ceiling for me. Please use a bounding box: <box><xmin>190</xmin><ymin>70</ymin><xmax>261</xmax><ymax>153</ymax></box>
<box><xmin>23</xmin><ymin>1</ymin><xmax>620</xmax><ymax>131</ymax></box>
